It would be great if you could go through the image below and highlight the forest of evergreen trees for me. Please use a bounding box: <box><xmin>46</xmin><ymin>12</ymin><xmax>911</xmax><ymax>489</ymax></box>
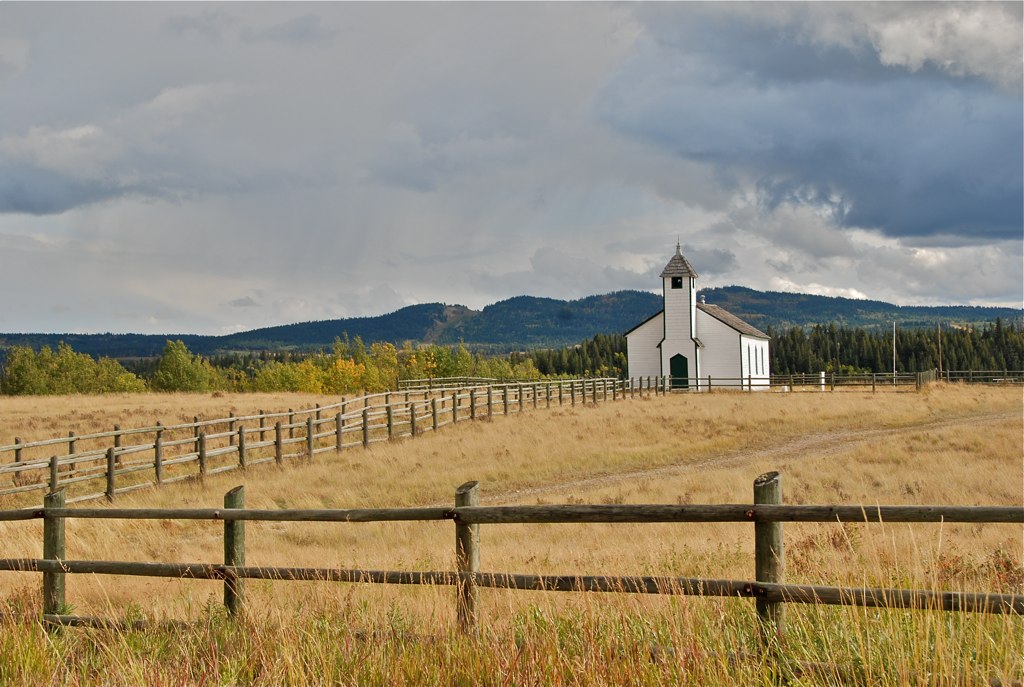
<box><xmin>522</xmin><ymin>320</ymin><xmax>1024</xmax><ymax>377</ymax></box>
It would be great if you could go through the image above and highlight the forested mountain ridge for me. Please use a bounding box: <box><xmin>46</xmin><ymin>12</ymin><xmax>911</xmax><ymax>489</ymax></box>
<box><xmin>1</xmin><ymin>287</ymin><xmax>1019</xmax><ymax>358</ymax></box>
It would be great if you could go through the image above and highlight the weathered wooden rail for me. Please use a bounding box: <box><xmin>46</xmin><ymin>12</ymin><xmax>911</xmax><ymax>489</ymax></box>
<box><xmin>0</xmin><ymin>378</ymin><xmax>631</xmax><ymax>504</ymax></box>
<box><xmin>0</xmin><ymin>473</ymin><xmax>1020</xmax><ymax>647</ymax></box>
<box><xmin>0</xmin><ymin>370</ymin><xmax>1007</xmax><ymax>505</ymax></box>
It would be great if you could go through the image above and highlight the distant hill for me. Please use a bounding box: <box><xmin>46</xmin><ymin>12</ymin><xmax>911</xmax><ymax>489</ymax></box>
<box><xmin>0</xmin><ymin>287</ymin><xmax>1019</xmax><ymax>358</ymax></box>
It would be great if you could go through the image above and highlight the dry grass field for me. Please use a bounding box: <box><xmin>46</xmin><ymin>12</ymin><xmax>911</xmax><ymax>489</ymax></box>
<box><xmin>0</xmin><ymin>384</ymin><xmax>1021</xmax><ymax>685</ymax></box>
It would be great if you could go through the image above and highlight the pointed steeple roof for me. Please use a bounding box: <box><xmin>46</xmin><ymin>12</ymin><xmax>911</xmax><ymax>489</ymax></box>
<box><xmin>660</xmin><ymin>241</ymin><xmax>699</xmax><ymax>278</ymax></box>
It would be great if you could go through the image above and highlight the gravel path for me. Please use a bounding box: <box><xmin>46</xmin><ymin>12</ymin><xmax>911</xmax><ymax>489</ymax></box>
<box><xmin>480</xmin><ymin>410</ymin><xmax>1020</xmax><ymax>505</ymax></box>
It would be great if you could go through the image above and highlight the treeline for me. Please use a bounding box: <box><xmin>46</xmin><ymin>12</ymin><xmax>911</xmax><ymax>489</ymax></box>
<box><xmin>518</xmin><ymin>320</ymin><xmax>1024</xmax><ymax>377</ymax></box>
<box><xmin>2</xmin><ymin>319</ymin><xmax>1021</xmax><ymax>395</ymax></box>
<box><xmin>768</xmin><ymin>319</ymin><xmax>1024</xmax><ymax>374</ymax></box>
<box><xmin>0</xmin><ymin>337</ymin><xmax>543</xmax><ymax>395</ymax></box>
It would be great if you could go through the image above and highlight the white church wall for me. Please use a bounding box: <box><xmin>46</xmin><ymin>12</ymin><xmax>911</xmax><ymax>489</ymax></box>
<box><xmin>625</xmin><ymin>313</ymin><xmax>663</xmax><ymax>380</ymax></box>
<box><xmin>741</xmin><ymin>336</ymin><xmax>771</xmax><ymax>390</ymax></box>
<box><xmin>695</xmin><ymin>310</ymin><xmax>741</xmax><ymax>383</ymax></box>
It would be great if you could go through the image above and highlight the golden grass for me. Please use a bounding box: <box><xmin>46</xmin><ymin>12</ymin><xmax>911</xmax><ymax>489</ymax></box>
<box><xmin>0</xmin><ymin>384</ymin><xmax>1021</xmax><ymax>685</ymax></box>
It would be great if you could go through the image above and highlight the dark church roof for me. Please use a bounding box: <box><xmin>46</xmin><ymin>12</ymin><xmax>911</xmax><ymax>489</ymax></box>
<box><xmin>696</xmin><ymin>303</ymin><xmax>769</xmax><ymax>339</ymax></box>
<box><xmin>659</xmin><ymin>243</ymin><xmax>699</xmax><ymax>279</ymax></box>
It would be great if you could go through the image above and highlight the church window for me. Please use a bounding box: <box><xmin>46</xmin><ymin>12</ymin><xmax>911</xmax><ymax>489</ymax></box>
<box><xmin>671</xmin><ymin>276</ymin><xmax>683</xmax><ymax>289</ymax></box>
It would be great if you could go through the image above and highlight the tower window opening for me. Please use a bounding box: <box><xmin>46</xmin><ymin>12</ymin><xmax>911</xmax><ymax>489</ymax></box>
<box><xmin>671</xmin><ymin>276</ymin><xmax>683</xmax><ymax>289</ymax></box>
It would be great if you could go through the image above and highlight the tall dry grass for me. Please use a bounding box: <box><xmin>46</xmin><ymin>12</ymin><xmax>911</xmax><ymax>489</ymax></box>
<box><xmin>0</xmin><ymin>384</ymin><xmax>1020</xmax><ymax>685</ymax></box>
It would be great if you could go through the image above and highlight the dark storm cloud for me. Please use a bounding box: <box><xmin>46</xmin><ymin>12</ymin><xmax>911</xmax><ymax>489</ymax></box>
<box><xmin>600</xmin><ymin>5</ymin><xmax>1023</xmax><ymax>241</ymax></box>
<box><xmin>0</xmin><ymin>163</ymin><xmax>125</xmax><ymax>215</ymax></box>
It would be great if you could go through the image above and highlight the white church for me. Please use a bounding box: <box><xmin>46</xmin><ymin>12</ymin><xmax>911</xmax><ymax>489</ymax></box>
<box><xmin>625</xmin><ymin>244</ymin><xmax>770</xmax><ymax>390</ymax></box>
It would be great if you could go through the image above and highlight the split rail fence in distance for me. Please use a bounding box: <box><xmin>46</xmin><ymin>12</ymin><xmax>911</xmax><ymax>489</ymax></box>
<box><xmin>0</xmin><ymin>378</ymin><xmax>629</xmax><ymax>505</ymax></box>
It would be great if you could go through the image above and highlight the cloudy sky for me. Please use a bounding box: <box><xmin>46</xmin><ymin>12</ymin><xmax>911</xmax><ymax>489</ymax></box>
<box><xmin>1</xmin><ymin>2</ymin><xmax>1021</xmax><ymax>335</ymax></box>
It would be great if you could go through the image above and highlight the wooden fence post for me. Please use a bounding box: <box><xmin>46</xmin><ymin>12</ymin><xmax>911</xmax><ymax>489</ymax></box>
<box><xmin>451</xmin><ymin>392</ymin><xmax>458</xmax><ymax>424</ymax></box>
<box><xmin>455</xmin><ymin>480</ymin><xmax>480</xmax><ymax>632</ymax></box>
<box><xmin>42</xmin><ymin>490</ymin><xmax>66</xmax><ymax>617</ymax></box>
<box><xmin>571</xmin><ymin>383</ymin><xmax>576</xmax><ymax>407</ymax></box>
<box><xmin>14</xmin><ymin>437</ymin><xmax>22</xmax><ymax>464</ymax></box>
<box><xmin>754</xmin><ymin>471</ymin><xmax>785</xmax><ymax>647</ymax></box>
<box><xmin>223</xmin><ymin>485</ymin><xmax>245</xmax><ymax>617</ymax></box>
<box><xmin>431</xmin><ymin>399</ymin><xmax>439</xmax><ymax>432</ymax></box>
<box><xmin>49</xmin><ymin>456</ymin><xmax>59</xmax><ymax>492</ymax></box>
<box><xmin>229</xmin><ymin>412</ymin><xmax>236</xmax><ymax>446</ymax></box>
<box><xmin>238</xmin><ymin>427</ymin><xmax>247</xmax><ymax>470</ymax></box>
<box><xmin>154</xmin><ymin>422</ymin><xmax>163</xmax><ymax>484</ymax></box>
<box><xmin>546</xmin><ymin>382</ymin><xmax>552</xmax><ymax>409</ymax></box>
<box><xmin>274</xmin><ymin>422</ymin><xmax>283</xmax><ymax>465</ymax></box>
<box><xmin>363</xmin><ymin>409</ymin><xmax>370</xmax><ymax>447</ymax></box>
<box><xmin>105</xmin><ymin>448</ymin><xmax>116</xmax><ymax>501</ymax></box>
<box><xmin>259</xmin><ymin>411</ymin><xmax>266</xmax><ymax>442</ymax></box>
<box><xmin>487</xmin><ymin>387</ymin><xmax>494</xmax><ymax>418</ymax></box>
<box><xmin>336</xmin><ymin>412</ymin><xmax>344</xmax><ymax>451</ymax></box>
<box><xmin>517</xmin><ymin>384</ymin><xmax>524</xmax><ymax>414</ymax></box>
<box><xmin>198</xmin><ymin>433</ymin><xmax>207</xmax><ymax>480</ymax></box>
<box><xmin>409</xmin><ymin>402</ymin><xmax>418</xmax><ymax>437</ymax></box>
<box><xmin>503</xmin><ymin>387</ymin><xmax>509</xmax><ymax>416</ymax></box>
<box><xmin>113</xmin><ymin>424</ymin><xmax>123</xmax><ymax>466</ymax></box>
<box><xmin>306</xmin><ymin>416</ymin><xmax>315</xmax><ymax>458</ymax></box>
<box><xmin>288</xmin><ymin>410</ymin><xmax>295</xmax><ymax>439</ymax></box>
<box><xmin>68</xmin><ymin>431</ymin><xmax>76</xmax><ymax>459</ymax></box>
<box><xmin>470</xmin><ymin>389</ymin><xmax>477</xmax><ymax>421</ymax></box>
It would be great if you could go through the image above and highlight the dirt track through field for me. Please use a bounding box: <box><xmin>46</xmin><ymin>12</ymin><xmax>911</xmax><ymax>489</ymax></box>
<box><xmin>481</xmin><ymin>410</ymin><xmax>1021</xmax><ymax>505</ymax></box>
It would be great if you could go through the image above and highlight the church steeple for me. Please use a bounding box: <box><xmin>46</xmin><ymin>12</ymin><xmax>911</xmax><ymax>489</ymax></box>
<box><xmin>659</xmin><ymin>242</ymin><xmax>699</xmax><ymax>279</ymax></box>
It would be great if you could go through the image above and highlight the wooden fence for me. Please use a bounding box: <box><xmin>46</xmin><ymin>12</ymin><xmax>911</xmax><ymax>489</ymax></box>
<box><xmin>0</xmin><ymin>370</ymin><xmax>1011</xmax><ymax>505</ymax></box>
<box><xmin>0</xmin><ymin>472</ymin><xmax>1019</xmax><ymax>647</ymax></box>
<box><xmin>0</xmin><ymin>378</ymin><xmax>630</xmax><ymax>504</ymax></box>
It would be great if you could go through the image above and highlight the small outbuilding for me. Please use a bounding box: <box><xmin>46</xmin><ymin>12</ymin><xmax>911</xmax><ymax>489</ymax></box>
<box><xmin>625</xmin><ymin>244</ymin><xmax>770</xmax><ymax>389</ymax></box>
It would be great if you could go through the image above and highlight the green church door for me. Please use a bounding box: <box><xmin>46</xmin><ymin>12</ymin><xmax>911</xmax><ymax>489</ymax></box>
<box><xmin>670</xmin><ymin>354</ymin><xmax>689</xmax><ymax>389</ymax></box>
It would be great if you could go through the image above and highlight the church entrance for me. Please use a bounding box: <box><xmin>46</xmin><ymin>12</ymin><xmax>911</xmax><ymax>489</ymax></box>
<box><xmin>670</xmin><ymin>354</ymin><xmax>689</xmax><ymax>389</ymax></box>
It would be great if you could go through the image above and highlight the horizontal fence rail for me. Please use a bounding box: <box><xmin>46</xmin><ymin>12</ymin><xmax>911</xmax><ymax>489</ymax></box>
<box><xmin>0</xmin><ymin>371</ymin><xmax>1006</xmax><ymax>504</ymax></box>
<box><xmin>0</xmin><ymin>378</ymin><xmax>628</xmax><ymax>504</ymax></box>
<box><xmin>1</xmin><ymin>473</ymin><xmax>1020</xmax><ymax>648</ymax></box>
